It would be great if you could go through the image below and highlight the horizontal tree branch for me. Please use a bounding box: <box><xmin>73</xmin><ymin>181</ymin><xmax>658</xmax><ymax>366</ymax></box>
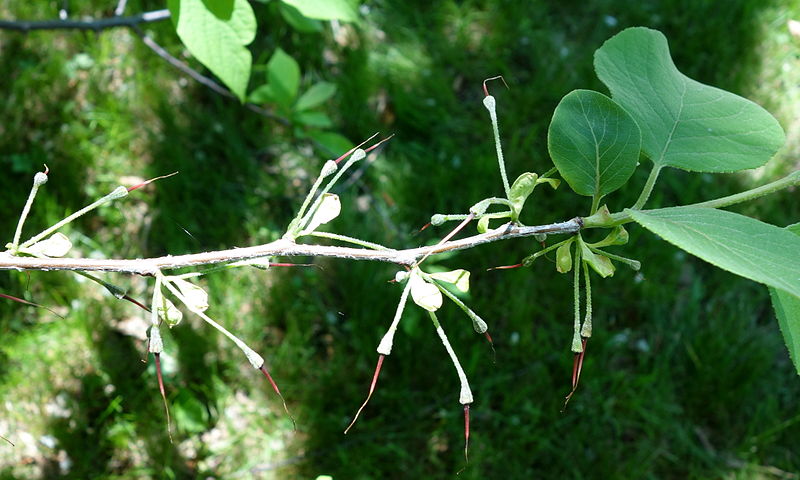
<box><xmin>0</xmin><ymin>9</ymin><xmax>170</xmax><ymax>32</ymax></box>
<box><xmin>0</xmin><ymin>218</ymin><xmax>583</xmax><ymax>275</ymax></box>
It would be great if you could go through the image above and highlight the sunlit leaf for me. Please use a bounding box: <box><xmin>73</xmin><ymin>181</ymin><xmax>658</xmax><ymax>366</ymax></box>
<box><xmin>167</xmin><ymin>0</ymin><xmax>256</xmax><ymax>101</ymax></box>
<box><xmin>595</xmin><ymin>27</ymin><xmax>784</xmax><ymax>172</ymax></box>
<box><xmin>628</xmin><ymin>207</ymin><xmax>800</xmax><ymax>296</ymax></box>
<box><xmin>769</xmin><ymin>223</ymin><xmax>800</xmax><ymax>375</ymax></box>
<box><xmin>548</xmin><ymin>89</ymin><xmax>641</xmax><ymax>197</ymax></box>
<box><xmin>295</xmin><ymin>82</ymin><xmax>337</xmax><ymax>111</ymax></box>
<box><xmin>280</xmin><ymin>0</ymin><xmax>358</xmax><ymax>22</ymax></box>
<box><xmin>266</xmin><ymin>48</ymin><xmax>301</xmax><ymax>107</ymax></box>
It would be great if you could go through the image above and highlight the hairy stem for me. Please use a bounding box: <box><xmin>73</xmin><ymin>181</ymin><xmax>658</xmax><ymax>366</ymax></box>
<box><xmin>631</xmin><ymin>164</ymin><xmax>663</xmax><ymax>210</ymax></box>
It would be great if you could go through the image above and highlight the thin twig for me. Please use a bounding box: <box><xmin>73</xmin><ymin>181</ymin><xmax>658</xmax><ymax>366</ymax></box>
<box><xmin>131</xmin><ymin>26</ymin><xmax>290</xmax><ymax>126</ymax></box>
<box><xmin>0</xmin><ymin>9</ymin><xmax>169</xmax><ymax>32</ymax></box>
<box><xmin>0</xmin><ymin>219</ymin><xmax>583</xmax><ymax>275</ymax></box>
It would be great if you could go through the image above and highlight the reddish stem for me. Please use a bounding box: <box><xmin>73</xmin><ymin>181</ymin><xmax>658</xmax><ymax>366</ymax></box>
<box><xmin>484</xmin><ymin>332</ymin><xmax>497</xmax><ymax>364</ymax></box>
<box><xmin>364</xmin><ymin>133</ymin><xmax>395</xmax><ymax>154</ymax></box>
<box><xmin>334</xmin><ymin>132</ymin><xmax>380</xmax><ymax>165</ymax></box>
<box><xmin>0</xmin><ymin>292</ymin><xmax>63</xmax><ymax>318</ymax></box>
<box><xmin>562</xmin><ymin>337</ymin><xmax>588</xmax><ymax>411</ymax></box>
<box><xmin>463</xmin><ymin>404</ymin><xmax>471</xmax><ymax>463</ymax></box>
<box><xmin>482</xmin><ymin>75</ymin><xmax>509</xmax><ymax>97</ymax></box>
<box><xmin>122</xmin><ymin>294</ymin><xmax>150</xmax><ymax>312</ymax></box>
<box><xmin>417</xmin><ymin>222</ymin><xmax>432</xmax><ymax>234</ymax></box>
<box><xmin>344</xmin><ymin>354</ymin><xmax>385</xmax><ymax>434</ymax></box>
<box><xmin>154</xmin><ymin>353</ymin><xmax>173</xmax><ymax>443</ymax></box>
<box><xmin>260</xmin><ymin>365</ymin><xmax>297</xmax><ymax>431</ymax></box>
<box><xmin>486</xmin><ymin>263</ymin><xmax>523</xmax><ymax>271</ymax></box>
<box><xmin>127</xmin><ymin>171</ymin><xmax>178</xmax><ymax>192</ymax></box>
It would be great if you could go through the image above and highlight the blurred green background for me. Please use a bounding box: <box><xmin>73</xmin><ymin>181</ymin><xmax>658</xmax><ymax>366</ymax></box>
<box><xmin>2</xmin><ymin>0</ymin><xmax>800</xmax><ymax>478</ymax></box>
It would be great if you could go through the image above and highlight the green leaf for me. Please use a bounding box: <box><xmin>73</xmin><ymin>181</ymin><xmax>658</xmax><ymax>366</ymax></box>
<box><xmin>594</xmin><ymin>27</ymin><xmax>785</xmax><ymax>172</ymax></box>
<box><xmin>628</xmin><ymin>207</ymin><xmax>800</xmax><ymax>297</ymax></box>
<box><xmin>296</xmin><ymin>82</ymin><xmax>337</xmax><ymax>111</ymax></box>
<box><xmin>308</xmin><ymin>131</ymin><xmax>353</xmax><ymax>156</ymax></box>
<box><xmin>508</xmin><ymin>172</ymin><xmax>538</xmax><ymax>219</ymax></box>
<box><xmin>294</xmin><ymin>111</ymin><xmax>333</xmax><ymax>128</ymax></box>
<box><xmin>167</xmin><ymin>0</ymin><xmax>256</xmax><ymax>102</ymax></box>
<box><xmin>769</xmin><ymin>222</ymin><xmax>800</xmax><ymax>375</ymax></box>
<box><xmin>578</xmin><ymin>237</ymin><xmax>615</xmax><ymax>278</ymax></box>
<box><xmin>280</xmin><ymin>0</ymin><xmax>358</xmax><ymax>22</ymax></box>
<box><xmin>556</xmin><ymin>241</ymin><xmax>573</xmax><ymax>274</ymax></box>
<box><xmin>266</xmin><ymin>48</ymin><xmax>301</xmax><ymax>107</ymax></box>
<box><xmin>248</xmin><ymin>84</ymin><xmax>275</xmax><ymax>104</ymax></box>
<box><xmin>279</xmin><ymin>2</ymin><xmax>323</xmax><ymax>33</ymax></box>
<box><xmin>429</xmin><ymin>269</ymin><xmax>470</xmax><ymax>293</ymax></box>
<box><xmin>548</xmin><ymin>89</ymin><xmax>641</xmax><ymax>197</ymax></box>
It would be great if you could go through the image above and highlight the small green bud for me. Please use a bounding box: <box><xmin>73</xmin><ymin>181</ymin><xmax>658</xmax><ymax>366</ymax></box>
<box><xmin>431</xmin><ymin>214</ymin><xmax>446</xmax><ymax>226</ymax></box>
<box><xmin>556</xmin><ymin>242</ymin><xmax>573</xmax><ymax>273</ymax></box>
<box><xmin>477</xmin><ymin>216</ymin><xmax>491</xmax><ymax>234</ymax></box>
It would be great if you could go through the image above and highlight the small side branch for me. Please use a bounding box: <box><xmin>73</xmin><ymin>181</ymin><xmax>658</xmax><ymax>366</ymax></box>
<box><xmin>0</xmin><ymin>9</ymin><xmax>170</xmax><ymax>32</ymax></box>
<box><xmin>0</xmin><ymin>218</ymin><xmax>583</xmax><ymax>275</ymax></box>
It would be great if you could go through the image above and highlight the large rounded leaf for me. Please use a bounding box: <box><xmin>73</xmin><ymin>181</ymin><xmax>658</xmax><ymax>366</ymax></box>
<box><xmin>595</xmin><ymin>27</ymin><xmax>784</xmax><ymax>172</ymax></box>
<box><xmin>627</xmin><ymin>207</ymin><xmax>800</xmax><ymax>297</ymax></box>
<box><xmin>548</xmin><ymin>89</ymin><xmax>641</xmax><ymax>197</ymax></box>
<box><xmin>168</xmin><ymin>0</ymin><xmax>256</xmax><ymax>102</ymax></box>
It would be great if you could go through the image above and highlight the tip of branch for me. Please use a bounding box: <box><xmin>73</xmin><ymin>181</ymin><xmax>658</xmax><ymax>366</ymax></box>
<box><xmin>486</xmin><ymin>263</ymin><xmax>523</xmax><ymax>271</ymax></box>
<box><xmin>154</xmin><ymin>353</ymin><xmax>174</xmax><ymax>444</ymax></box>
<box><xmin>482</xmin><ymin>75</ymin><xmax>509</xmax><ymax>97</ymax></box>
<box><xmin>260</xmin><ymin>365</ymin><xmax>297</xmax><ymax>432</ymax></box>
<box><xmin>127</xmin><ymin>171</ymin><xmax>179</xmax><ymax>192</ymax></box>
<box><xmin>364</xmin><ymin>133</ymin><xmax>395</xmax><ymax>154</ymax></box>
<box><xmin>334</xmin><ymin>132</ymin><xmax>380</xmax><ymax>164</ymax></box>
<box><xmin>344</xmin><ymin>355</ymin><xmax>385</xmax><ymax>434</ymax></box>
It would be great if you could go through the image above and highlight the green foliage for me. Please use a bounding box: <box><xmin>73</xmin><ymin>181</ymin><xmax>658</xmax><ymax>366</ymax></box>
<box><xmin>769</xmin><ymin>223</ymin><xmax>800</xmax><ymax>374</ymax></box>
<box><xmin>548</xmin><ymin>89</ymin><xmax>641</xmax><ymax>200</ymax></box>
<box><xmin>594</xmin><ymin>27</ymin><xmax>785</xmax><ymax>173</ymax></box>
<box><xmin>280</xmin><ymin>0</ymin><xmax>359</xmax><ymax>22</ymax></box>
<box><xmin>628</xmin><ymin>207</ymin><xmax>800</xmax><ymax>297</ymax></box>
<box><xmin>167</xmin><ymin>0</ymin><xmax>256</xmax><ymax>101</ymax></box>
<box><xmin>2</xmin><ymin>1</ymin><xmax>800</xmax><ymax>479</ymax></box>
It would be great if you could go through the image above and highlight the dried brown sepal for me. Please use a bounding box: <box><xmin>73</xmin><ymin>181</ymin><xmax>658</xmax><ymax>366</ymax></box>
<box><xmin>259</xmin><ymin>365</ymin><xmax>297</xmax><ymax>432</ymax></box>
<box><xmin>154</xmin><ymin>353</ymin><xmax>173</xmax><ymax>443</ymax></box>
<box><xmin>344</xmin><ymin>354</ymin><xmax>385</xmax><ymax>434</ymax></box>
<box><xmin>562</xmin><ymin>337</ymin><xmax>588</xmax><ymax>411</ymax></box>
<box><xmin>127</xmin><ymin>171</ymin><xmax>178</xmax><ymax>192</ymax></box>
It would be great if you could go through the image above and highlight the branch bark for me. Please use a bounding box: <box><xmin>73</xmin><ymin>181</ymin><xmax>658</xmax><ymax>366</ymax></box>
<box><xmin>0</xmin><ymin>9</ymin><xmax>170</xmax><ymax>32</ymax></box>
<box><xmin>0</xmin><ymin>219</ymin><xmax>583</xmax><ymax>275</ymax></box>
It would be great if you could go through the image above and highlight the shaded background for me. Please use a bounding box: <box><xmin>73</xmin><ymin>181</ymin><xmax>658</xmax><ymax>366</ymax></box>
<box><xmin>1</xmin><ymin>0</ymin><xmax>800</xmax><ymax>478</ymax></box>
